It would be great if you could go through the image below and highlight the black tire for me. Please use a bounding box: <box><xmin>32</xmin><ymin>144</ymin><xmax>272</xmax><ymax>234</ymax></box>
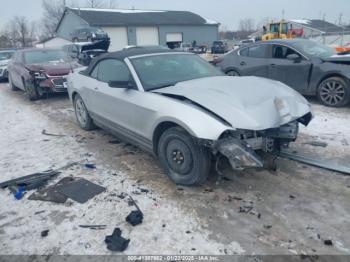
<box><xmin>8</xmin><ymin>73</ymin><xmax>19</xmax><ymax>91</ymax></box>
<box><xmin>157</xmin><ymin>127</ymin><xmax>211</xmax><ymax>186</ymax></box>
<box><xmin>317</xmin><ymin>77</ymin><xmax>350</xmax><ymax>107</ymax></box>
<box><xmin>226</xmin><ymin>70</ymin><xmax>240</xmax><ymax>77</ymax></box>
<box><xmin>23</xmin><ymin>79</ymin><xmax>39</xmax><ymax>101</ymax></box>
<box><xmin>74</xmin><ymin>94</ymin><xmax>95</xmax><ymax>130</ymax></box>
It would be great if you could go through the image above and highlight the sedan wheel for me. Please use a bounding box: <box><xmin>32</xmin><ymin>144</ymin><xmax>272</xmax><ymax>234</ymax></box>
<box><xmin>74</xmin><ymin>94</ymin><xmax>95</xmax><ymax>130</ymax></box>
<box><xmin>158</xmin><ymin>127</ymin><xmax>211</xmax><ymax>186</ymax></box>
<box><xmin>226</xmin><ymin>70</ymin><xmax>239</xmax><ymax>77</ymax></box>
<box><xmin>317</xmin><ymin>77</ymin><xmax>350</xmax><ymax>107</ymax></box>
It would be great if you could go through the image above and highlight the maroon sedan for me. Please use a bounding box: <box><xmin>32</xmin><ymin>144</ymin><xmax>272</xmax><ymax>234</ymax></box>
<box><xmin>7</xmin><ymin>48</ymin><xmax>80</xmax><ymax>100</ymax></box>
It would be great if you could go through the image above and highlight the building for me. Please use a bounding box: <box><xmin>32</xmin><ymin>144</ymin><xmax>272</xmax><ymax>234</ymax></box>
<box><xmin>288</xmin><ymin>19</ymin><xmax>350</xmax><ymax>46</ymax></box>
<box><xmin>56</xmin><ymin>7</ymin><xmax>219</xmax><ymax>51</ymax></box>
<box><xmin>35</xmin><ymin>36</ymin><xmax>72</xmax><ymax>48</ymax></box>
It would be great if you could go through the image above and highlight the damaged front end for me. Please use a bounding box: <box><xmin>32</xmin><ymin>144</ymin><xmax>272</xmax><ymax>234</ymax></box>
<box><xmin>214</xmin><ymin>113</ymin><xmax>312</xmax><ymax>170</ymax></box>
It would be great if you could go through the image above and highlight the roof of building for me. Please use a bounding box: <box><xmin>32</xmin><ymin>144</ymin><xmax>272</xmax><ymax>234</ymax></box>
<box><xmin>65</xmin><ymin>7</ymin><xmax>219</xmax><ymax>27</ymax></box>
<box><xmin>289</xmin><ymin>19</ymin><xmax>344</xmax><ymax>33</ymax></box>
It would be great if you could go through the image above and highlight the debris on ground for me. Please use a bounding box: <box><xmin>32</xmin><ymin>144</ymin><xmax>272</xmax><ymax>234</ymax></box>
<box><xmin>84</xmin><ymin>163</ymin><xmax>96</xmax><ymax>169</ymax></box>
<box><xmin>324</xmin><ymin>240</ymin><xmax>333</xmax><ymax>246</ymax></box>
<box><xmin>279</xmin><ymin>150</ymin><xmax>350</xmax><ymax>175</ymax></box>
<box><xmin>109</xmin><ymin>139</ymin><xmax>121</xmax><ymax>144</ymax></box>
<box><xmin>41</xmin><ymin>230</ymin><xmax>49</xmax><ymax>237</ymax></box>
<box><xmin>56</xmin><ymin>178</ymin><xmax>106</xmax><ymax>204</ymax></box>
<box><xmin>289</xmin><ymin>195</ymin><xmax>296</xmax><ymax>200</ymax></box>
<box><xmin>126</xmin><ymin>195</ymin><xmax>144</xmax><ymax>226</ymax></box>
<box><xmin>264</xmin><ymin>225</ymin><xmax>272</xmax><ymax>229</ymax></box>
<box><xmin>79</xmin><ymin>225</ymin><xmax>107</xmax><ymax>230</ymax></box>
<box><xmin>239</xmin><ymin>206</ymin><xmax>254</xmax><ymax>213</ymax></box>
<box><xmin>117</xmin><ymin>193</ymin><xmax>127</xmax><ymax>199</ymax></box>
<box><xmin>303</xmin><ymin>141</ymin><xmax>328</xmax><ymax>147</ymax></box>
<box><xmin>28</xmin><ymin>177</ymin><xmax>75</xmax><ymax>203</ymax></box>
<box><xmin>41</xmin><ymin>129</ymin><xmax>65</xmax><ymax>137</ymax></box>
<box><xmin>105</xmin><ymin>228</ymin><xmax>130</xmax><ymax>252</ymax></box>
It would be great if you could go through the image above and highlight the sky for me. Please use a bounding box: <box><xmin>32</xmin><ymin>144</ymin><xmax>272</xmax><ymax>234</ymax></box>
<box><xmin>0</xmin><ymin>0</ymin><xmax>349</xmax><ymax>31</ymax></box>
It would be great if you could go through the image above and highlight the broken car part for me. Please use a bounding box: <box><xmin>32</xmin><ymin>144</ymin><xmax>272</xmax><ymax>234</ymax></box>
<box><xmin>79</xmin><ymin>225</ymin><xmax>107</xmax><ymax>230</ymax></box>
<box><xmin>126</xmin><ymin>195</ymin><xmax>144</xmax><ymax>226</ymax></box>
<box><xmin>105</xmin><ymin>228</ymin><xmax>130</xmax><ymax>252</ymax></box>
<box><xmin>278</xmin><ymin>150</ymin><xmax>350</xmax><ymax>175</ymax></box>
<box><xmin>55</xmin><ymin>178</ymin><xmax>106</xmax><ymax>204</ymax></box>
<box><xmin>41</xmin><ymin>129</ymin><xmax>66</xmax><ymax>137</ymax></box>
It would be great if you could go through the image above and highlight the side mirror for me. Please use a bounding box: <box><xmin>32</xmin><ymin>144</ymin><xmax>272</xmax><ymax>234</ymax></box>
<box><xmin>108</xmin><ymin>80</ymin><xmax>131</xmax><ymax>89</ymax></box>
<box><xmin>286</xmin><ymin>53</ymin><xmax>301</xmax><ymax>63</ymax></box>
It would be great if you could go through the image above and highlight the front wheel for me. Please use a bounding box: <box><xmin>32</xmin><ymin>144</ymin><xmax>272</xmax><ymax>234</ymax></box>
<box><xmin>226</xmin><ymin>70</ymin><xmax>240</xmax><ymax>77</ymax></box>
<box><xmin>24</xmin><ymin>80</ymin><xmax>40</xmax><ymax>101</ymax></box>
<box><xmin>74</xmin><ymin>94</ymin><xmax>95</xmax><ymax>130</ymax></box>
<box><xmin>157</xmin><ymin>127</ymin><xmax>211</xmax><ymax>186</ymax></box>
<box><xmin>317</xmin><ymin>77</ymin><xmax>350</xmax><ymax>107</ymax></box>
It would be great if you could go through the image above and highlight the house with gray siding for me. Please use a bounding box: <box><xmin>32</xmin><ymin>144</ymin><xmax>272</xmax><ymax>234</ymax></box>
<box><xmin>56</xmin><ymin>7</ymin><xmax>219</xmax><ymax>51</ymax></box>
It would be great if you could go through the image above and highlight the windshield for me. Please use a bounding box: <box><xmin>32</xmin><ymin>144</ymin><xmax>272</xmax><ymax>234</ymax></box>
<box><xmin>24</xmin><ymin>50</ymin><xmax>68</xmax><ymax>64</ymax></box>
<box><xmin>131</xmin><ymin>54</ymin><xmax>224</xmax><ymax>91</ymax></box>
<box><xmin>294</xmin><ymin>40</ymin><xmax>337</xmax><ymax>59</ymax></box>
<box><xmin>0</xmin><ymin>51</ymin><xmax>14</xmax><ymax>61</ymax></box>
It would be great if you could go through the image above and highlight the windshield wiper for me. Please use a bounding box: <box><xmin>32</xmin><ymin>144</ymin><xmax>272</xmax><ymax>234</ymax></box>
<box><xmin>151</xmin><ymin>83</ymin><xmax>176</xmax><ymax>90</ymax></box>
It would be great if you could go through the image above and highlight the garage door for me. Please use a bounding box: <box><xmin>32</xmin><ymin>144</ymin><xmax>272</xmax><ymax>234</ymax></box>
<box><xmin>101</xmin><ymin>27</ymin><xmax>128</xmax><ymax>51</ymax></box>
<box><xmin>136</xmin><ymin>27</ymin><xmax>159</xmax><ymax>46</ymax></box>
<box><xmin>166</xmin><ymin>33</ymin><xmax>183</xmax><ymax>42</ymax></box>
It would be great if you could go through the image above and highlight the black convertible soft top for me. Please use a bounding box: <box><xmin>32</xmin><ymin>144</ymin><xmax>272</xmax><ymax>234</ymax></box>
<box><xmin>86</xmin><ymin>46</ymin><xmax>178</xmax><ymax>75</ymax></box>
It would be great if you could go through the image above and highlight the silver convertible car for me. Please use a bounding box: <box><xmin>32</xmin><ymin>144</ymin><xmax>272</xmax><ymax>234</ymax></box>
<box><xmin>67</xmin><ymin>47</ymin><xmax>312</xmax><ymax>185</ymax></box>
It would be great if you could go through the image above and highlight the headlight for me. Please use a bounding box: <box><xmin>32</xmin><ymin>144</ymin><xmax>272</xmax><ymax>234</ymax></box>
<box><xmin>31</xmin><ymin>71</ymin><xmax>47</xmax><ymax>80</ymax></box>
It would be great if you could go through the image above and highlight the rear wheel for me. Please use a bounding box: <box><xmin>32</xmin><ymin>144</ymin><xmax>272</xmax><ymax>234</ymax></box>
<box><xmin>317</xmin><ymin>77</ymin><xmax>350</xmax><ymax>107</ymax></box>
<box><xmin>226</xmin><ymin>70</ymin><xmax>240</xmax><ymax>77</ymax></box>
<box><xmin>157</xmin><ymin>127</ymin><xmax>211</xmax><ymax>186</ymax></box>
<box><xmin>74</xmin><ymin>94</ymin><xmax>95</xmax><ymax>130</ymax></box>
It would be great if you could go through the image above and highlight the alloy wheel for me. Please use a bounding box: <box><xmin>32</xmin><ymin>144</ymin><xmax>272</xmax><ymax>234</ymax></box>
<box><xmin>319</xmin><ymin>80</ymin><xmax>346</xmax><ymax>106</ymax></box>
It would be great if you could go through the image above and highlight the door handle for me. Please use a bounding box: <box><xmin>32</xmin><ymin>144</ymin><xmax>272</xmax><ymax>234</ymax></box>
<box><xmin>240</xmin><ymin>61</ymin><xmax>246</xmax><ymax>66</ymax></box>
<box><xmin>270</xmin><ymin>64</ymin><xmax>276</xmax><ymax>67</ymax></box>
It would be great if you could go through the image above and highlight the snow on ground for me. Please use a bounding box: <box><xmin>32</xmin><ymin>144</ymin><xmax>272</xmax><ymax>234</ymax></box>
<box><xmin>0</xmin><ymin>84</ymin><xmax>350</xmax><ymax>256</ymax></box>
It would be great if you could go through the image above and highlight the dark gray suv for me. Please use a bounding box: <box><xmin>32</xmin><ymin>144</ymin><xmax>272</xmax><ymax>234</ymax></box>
<box><xmin>217</xmin><ymin>39</ymin><xmax>350</xmax><ymax>107</ymax></box>
<box><xmin>71</xmin><ymin>27</ymin><xmax>109</xmax><ymax>43</ymax></box>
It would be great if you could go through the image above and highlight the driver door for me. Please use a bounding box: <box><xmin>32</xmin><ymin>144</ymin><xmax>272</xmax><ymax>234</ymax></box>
<box><xmin>268</xmin><ymin>44</ymin><xmax>311</xmax><ymax>92</ymax></box>
<box><xmin>88</xmin><ymin>59</ymin><xmax>150</xmax><ymax>143</ymax></box>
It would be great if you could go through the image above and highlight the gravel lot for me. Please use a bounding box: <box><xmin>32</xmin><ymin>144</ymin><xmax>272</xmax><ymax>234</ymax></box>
<box><xmin>0</xmin><ymin>81</ymin><xmax>350</xmax><ymax>255</ymax></box>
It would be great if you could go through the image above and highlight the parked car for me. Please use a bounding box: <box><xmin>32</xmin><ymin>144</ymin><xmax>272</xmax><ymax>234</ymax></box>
<box><xmin>216</xmin><ymin>39</ymin><xmax>350</xmax><ymax>107</ymax></box>
<box><xmin>7</xmin><ymin>48</ymin><xmax>80</xmax><ymax>100</ymax></box>
<box><xmin>71</xmin><ymin>27</ymin><xmax>109</xmax><ymax>43</ymax></box>
<box><xmin>211</xmin><ymin>41</ymin><xmax>229</xmax><ymax>54</ymax></box>
<box><xmin>0</xmin><ymin>49</ymin><xmax>15</xmax><ymax>81</ymax></box>
<box><xmin>67</xmin><ymin>47</ymin><xmax>312</xmax><ymax>186</ymax></box>
<box><xmin>63</xmin><ymin>39</ymin><xmax>110</xmax><ymax>66</ymax></box>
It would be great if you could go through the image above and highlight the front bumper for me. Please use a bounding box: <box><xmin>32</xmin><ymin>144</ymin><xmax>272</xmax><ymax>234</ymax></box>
<box><xmin>36</xmin><ymin>75</ymin><xmax>68</xmax><ymax>93</ymax></box>
<box><xmin>0</xmin><ymin>66</ymin><xmax>8</xmax><ymax>79</ymax></box>
<box><xmin>215</xmin><ymin>121</ymin><xmax>300</xmax><ymax>170</ymax></box>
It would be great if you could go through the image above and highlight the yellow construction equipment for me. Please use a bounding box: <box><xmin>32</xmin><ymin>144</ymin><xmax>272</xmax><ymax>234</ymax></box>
<box><xmin>262</xmin><ymin>20</ymin><xmax>303</xmax><ymax>41</ymax></box>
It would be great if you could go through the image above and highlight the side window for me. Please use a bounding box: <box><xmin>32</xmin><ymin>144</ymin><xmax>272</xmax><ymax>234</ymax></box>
<box><xmin>272</xmin><ymin>45</ymin><xmax>301</xmax><ymax>59</ymax></box>
<box><xmin>247</xmin><ymin>45</ymin><xmax>267</xmax><ymax>58</ymax></box>
<box><xmin>91</xmin><ymin>64</ymin><xmax>99</xmax><ymax>79</ymax></box>
<box><xmin>96</xmin><ymin>59</ymin><xmax>131</xmax><ymax>83</ymax></box>
<box><xmin>239</xmin><ymin>48</ymin><xmax>248</xmax><ymax>56</ymax></box>
<box><xmin>240</xmin><ymin>45</ymin><xmax>267</xmax><ymax>58</ymax></box>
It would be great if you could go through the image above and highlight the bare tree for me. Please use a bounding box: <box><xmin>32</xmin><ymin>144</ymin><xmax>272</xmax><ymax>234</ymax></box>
<box><xmin>86</xmin><ymin>0</ymin><xmax>105</xmax><ymax>8</ymax></box>
<box><xmin>5</xmin><ymin>16</ymin><xmax>36</xmax><ymax>47</ymax></box>
<box><xmin>41</xmin><ymin>0</ymin><xmax>66</xmax><ymax>36</ymax></box>
<box><xmin>238</xmin><ymin>18</ymin><xmax>255</xmax><ymax>32</ymax></box>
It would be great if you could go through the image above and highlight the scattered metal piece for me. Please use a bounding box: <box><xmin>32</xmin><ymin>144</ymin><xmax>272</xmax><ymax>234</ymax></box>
<box><xmin>84</xmin><ymin>163</ymin><xmax>96</xmax><ymax>169</ymax></box>
<box><xmin>125</xmin><ymin>195</ymin><xmax>144</xmax><ymax>226</ymax></box>
<box><xmin>79</xmin><ymin>225</ymin><xmax>107</xmax><ymax>230</ymax></box>
<box><xmin>278</xmin><ymin>150</ymin><xmax>350</xmax><ymax>175</ymax></box>
<box><xmin>41</xmin><ymin>129</ymin><xmax>66</xmax><ymax>137</ymax></box>
<box><xmin>303</xmin><ymin>141</ymin><xmax>328</xmax><ymax>147</ymax></box>
<box><xmin>324</xmin><ymin>240</ymin><xmax>333</xmax><ymax>246</ymax></box>
<box><xmin>28</xmin><ymin>177</ymin><xmax>76</xmax><ymax>203</ymax></box>
<box><xmin>55</xmin><ymin>178</ymin><xmax>106</xmax><ymax>204</ymax></box>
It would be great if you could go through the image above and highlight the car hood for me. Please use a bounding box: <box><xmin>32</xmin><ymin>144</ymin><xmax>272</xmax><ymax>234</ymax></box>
<box><xmin>154</xmin><ymin>76</ymin><xmax>312</xmax><ymax>130</ymax></box>
<box><xmin>324</xmin><ymin>53</ymin><xmax>350</xmax><ymax>63</ymax></box>
<box><xmin>25</xmin><ymin>61</ymin><xmax>80</xmax><ymax>76</ymax></box>
<box><xmin>0</xmin><ymin>59</ymin><xmax>10</xmax><ymax>67</ymax></box>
